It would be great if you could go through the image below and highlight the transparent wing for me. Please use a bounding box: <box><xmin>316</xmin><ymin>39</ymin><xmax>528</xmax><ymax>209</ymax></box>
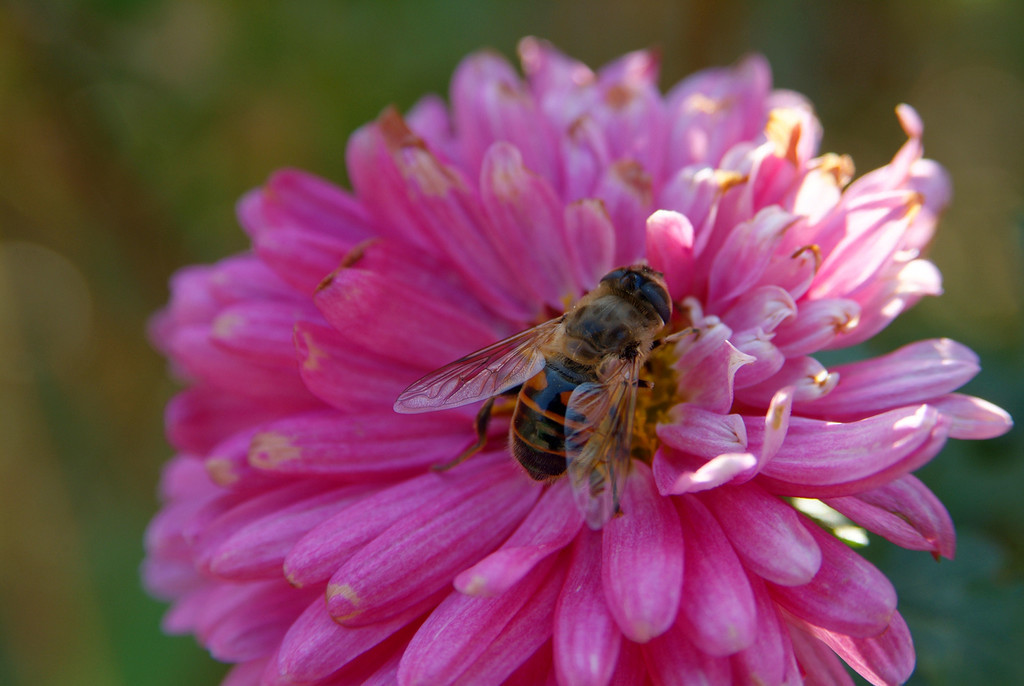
<box><xmin>394</xmin><ymin>317</ymin><xmax>563</xmax><ymax>413</ymax></box>
<box><xmin>564</xmin><ymin>357</ymin><xmax>641</xmax><ymax>529</ymax></box>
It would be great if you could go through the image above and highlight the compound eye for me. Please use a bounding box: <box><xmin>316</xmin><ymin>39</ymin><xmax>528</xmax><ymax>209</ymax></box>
<box><xmin>640</xmin><ymin>280</ymin><xmax>672</xmax><ymax>324</ymax></box>
<box><xmin>619</xmin><ymin>272</ymin><xmax>643</xmax><ymax>292</ymax></box>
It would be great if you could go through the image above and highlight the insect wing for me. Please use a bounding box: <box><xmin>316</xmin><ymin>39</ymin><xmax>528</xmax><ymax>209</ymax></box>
<box><xmin>394</xmin><ymin>317</ymin><xmax>562</xmax><ymax>413</ymax></box>
<box><xmin>564</xmin><ymin>357</ymin><xmax>640</xmax><ymax>529</ymax></box>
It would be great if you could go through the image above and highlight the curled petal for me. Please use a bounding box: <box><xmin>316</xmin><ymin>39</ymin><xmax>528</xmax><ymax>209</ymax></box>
<box><xmin>825</xmin><ymin>474</ymin><xmax>955</xmax><ymax>559</ymax></box>
<box><xmin>795</xmin><ymin>339</ymin><xmax>980</xmax><ymax>420</ymax></box>
<box><xmin>929</xmin><ymin>393</ymin><xmax>1014</xmax><ymax>439</ymax></box>
<box><xmin>760</xmin><ymin>405</ymin><xmax>943</xmax><ymax>487</ymax></box>
<box><xmin>799</xmin><ymin>611</ymin><xmax>915</xmax><ymax>686</ymax></box>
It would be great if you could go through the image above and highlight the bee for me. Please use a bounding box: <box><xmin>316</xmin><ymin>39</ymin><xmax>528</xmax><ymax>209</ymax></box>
<box><xmin>393</xmin><ymin>265</ymin><xmax>673</xmax><ymax>529</ymax></box>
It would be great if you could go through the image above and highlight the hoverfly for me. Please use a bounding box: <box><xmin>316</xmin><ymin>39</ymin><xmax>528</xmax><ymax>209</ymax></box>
<box><xmin>393</xmin><ymin>265</ymin><xmax>673</xmax><ymax>528</ymax></box>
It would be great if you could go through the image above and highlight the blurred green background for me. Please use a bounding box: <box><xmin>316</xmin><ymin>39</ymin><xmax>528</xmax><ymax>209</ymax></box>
<box><xmin>0</xmin><ymin>1</ymin><xmax>1020</xmax><ymax>684</ymax></box>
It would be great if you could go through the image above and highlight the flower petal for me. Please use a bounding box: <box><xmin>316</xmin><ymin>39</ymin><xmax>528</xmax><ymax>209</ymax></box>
<box><xmin>929</xmin><ymin>393</ymin><xmax>1014</xmax><ymax>439</ymax></box>
<box><xmin>795</xmin><ymin>339</ymin><xmax>981</xmax><ymax>420</ymax></box>
<box><xmin>675</xmin><ymin>495</ymin><xmax>759</xmax><ymax>656</ymax></box>
<box><xmin>799</xmin><ymin>611</ymin><xmax>915</xmax><ymax>686</ymax></box>
<box><xmin>554</xmin><ymin>530</ymin><xmax>622</xmax><ymax>686</ymax></box>
<box><xmin>645</xmin><ymin>209</ymin><xmax>695</xmax><ymax>300</ymax></box>
<box><xmin>398</xmin><ymin>556</ymin><xmax>566</xmax><ymax>686</ymax></box>
<box><xmin>455</xmin><ymin>479</ymin><xmax>582</xmax><ymax>597</ymax></box>
<box><xmin>768</xmin><ymin>520</ymin><xmax>896</xmax><ymax>637</ymax></box>
<box><xmin>601</xmin><ymin>462</ymin><xmax>684</xmax><ymax>642</ymax></box>
<box><xmin>326</xmin><ymin>461</ymin><xmax>540</xmax><ymax>625</ymax></box>
<box><xmin>825</xmin><ymin>474</ymin><xmax>955</xmax><ymax>559</ymax></box>
<box><xmin>701</xmin><ymin>483</ymin><xmax>822</xmax><ymax>587</ymax></box>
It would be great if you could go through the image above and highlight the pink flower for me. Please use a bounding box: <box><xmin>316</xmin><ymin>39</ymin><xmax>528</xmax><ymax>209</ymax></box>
<box><xmin>144</xmin><ymin>38</ymin><xmax>1012</xmax><ymax>686</ymax></box>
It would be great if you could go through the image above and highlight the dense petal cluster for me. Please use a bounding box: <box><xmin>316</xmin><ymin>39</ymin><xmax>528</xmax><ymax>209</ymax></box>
<box><xmin>144</xmin><ymin>39</ymin><xmax>1012</xmax><ymax>685</ymax></box>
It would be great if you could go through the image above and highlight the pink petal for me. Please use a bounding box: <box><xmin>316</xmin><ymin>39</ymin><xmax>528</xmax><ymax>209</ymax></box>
<box><xmin>456</xmin><ymin>480</ymin><xmax>583</xmax><ymax>597</ymax></box>
<box><xmin>451</xmin><ymin>51</ymin><xmax>558</xmax><ymax>184</ymax></box>
<box><xmin>675</xmin><ymin>495</ymin><xmax>759</xmax><ymax>656</ymax></box>
<box><xmin>169</xmin><ymin>324</ymin><xmax>317</xmax><ymax>405</ymax></box>
<box><xmin>166</xmin><ymin>386</ymin><xmax>298</xmax><ymax>455</ymax></box>
<box><xmin>795</xmin><ymin>339</ymin><xmax>980</xmax><ymax>420</ymax></box>
<box><xmin>274</xmin><ymin>592</ymin><xmax>435</xmax><ymax>683</ymax></box>
<box><xmin>346</xmin><ymin>111</ymin><xmax>534</xmax><ymax>319</ymax></box>
<box><xmin>759</xmin><ymin>405</ymin><xmax>942</xmax><ymax>487</ymax></box>
<box><xmin>314</xmin><ymin>265</ymin><xmax>501</xmax><ymax>371</ymax></box>
<box><xmin>768</xmin><ymin>520</ymin><xmax>896</xmax><ymax>637</ymax></box>
<box><xmin>719</xmin><ymin>285</ymin><xmax>797</xmax><ymax>336</ymax></box>
<box><xmin>601</xmin><ymin>462</ymin><xmax>684</xmax><ymax>642</ymax></box>
<box><xmin>701</xmin><ymin>483</ymin><xmax>822</xmax><ymax>586</ymax></box>
<box><xmin>284</xmin><ymin>455</ymin><xmax>514</xmax><ymax>587</ymax></box>
<box><xmin>787</xmin><ymin>623</ymin><xmax>856</xmax><ymax>686</ymax></box>
<box><xmin>736</xmin><ymin>356</ymin><xmax>839</xmax><ymax>408</ymax></box>
<box><xmin>642</xmin><ymin>614</ymin><xmax>732</xmax><ymax>686</ymax></box>
<box><xmin>657</xmin><ymin>406</ymin><xmax>747</xmax><ymax>459</ymax></box>
<box><xmin>209</xmin><ymin>300</ymin><xmax>317</xmax><ymax>367</ymax></box>
<box><xmin>398</xmin><ymin>556</ymin><xmax>566</xmax><ymax>686</ymax></box>
<box><xmin>479</xmin><ymin>142</ymin><xmax>578</xmax><ymax>307</ymax></box>
<box><xmin>593</xmin><ymin>160</ymin><xmax>652</xmax><ymax>267</ymax></box>
<box><xmin>326</xmin><ymin>462</ymin><xmax>540</xmax><ymax>625</ymax></box>
<box><xmin>294</xmin><ymin>320</ymin><xmax>423</xmax><ymax>412</ymax></box>
<box><xmin>800</xmin><ymin>611</ymin><xmax>915</xmax><ymax>686</ymax></box>
<box><xmin>730</xmin><ymin>574</ymin><xmax>795</xmax><ymax>686</ymax></box>
<box><xmin>670</xmin><ymin>314</ymin><xmax>754</xmax><ymax>413</ymax></box>
<box><xmin>560</xmin><ymin>115</ymin><xmax>611</xmax><ymax>203</ymax></box>
<box><xmin>707</xmin><ymin>206</ymin><xmax>799</xmax><ymax>310</ymax></box>
<box><xmin>564</xmin><ymin>199</ymin><xmax>616</xmax><ymax>291</ymax></box>
<box><xmin>252</xmin><ymin>226</ymin><xmax>354</xmax><ymax>295</ymax></box>
<box><xmin>664</xmin><ymin>54</ymin><xmax>772</xmax><ymax>171</ymax></box>
<box><xmin>773</xmin><ymin>298</ymin><xmax>862</xmax><ymax>357</ymax></box>
<box><xmin>196</xmin><ymin>581</ymin><xmax>316</xmax><ymax>662</ymax></box>
<box><xmin>825</xmin><ymin>474</ymin><xmax>955</xmax><ymax>559</ymax></box>
<box><xmin>205</xmin><ymin>483</ymin><xmax>372</xmax><ymax>580</ymax></box>
<box><xmin>241</xmin><ymin>168</ymin><xmax>373</xmax><ymax>242</ymax></box>
<box><xmin>554</xmin><ymin>530</ymin><xmax>622</xmax><ymax>686</ymax></box>
<box><xmin>929</xmin><ymin>393</ymin><xmax>1014</xmax><ymax>439</ymax></box>
<box><xmin>249</xmin><ymin>408</ymin><xmax>475</xmax><ymax>479</ymax></box>
<box><xmin>645</xmin><ymin>210</ymin><xmax>695</xmax><ymax>301</ymax></box>
<box><xmin>653</xmin><ymin>447</ymin><xmax>757</xmax><ymax>496</ymax></box>
<box><xmin>808</xmin><ymin>191</ymin><xmax>919</xmax><ymax>301</ymax></box>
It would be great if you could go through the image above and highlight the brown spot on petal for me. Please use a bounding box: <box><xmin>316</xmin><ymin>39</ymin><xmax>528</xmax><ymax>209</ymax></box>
<box><xmin>327</xmin><ymin>583</ymin><xmax>363</xmax><ymax>622</ymax></box>
<box><xmin>713</xmin><ymin>170</ymin><xmax>747</xmax><ymax>194</ymax></box>
<box><xmin>211</xmin><ymin>311</ymin><xmax>244</xmax><ymax>340</ymax></box>
<box><xmin>296</xmin><ymin>328</ymin><xmax>327</xmax><ymax>371</ymax></box>
<box><xmin>791</xmin><ymin>244</ymin><xmax>822</xmax><ymax>273</ymax></box>
<box><xmin>205</xmin><ymin>457</ymin><xmax>239</xmax><ymax>486</ymax></box>
<box><xmin>378</xmin><ymin>107</ymin><xmax>461</xmax><ymax>197</ymax></box>
<box><xmin>816</xmin><ymin>153</ymin><xmax>855</xmax><ymax>187</ymax></box>
<box><xmin>765</xmin><ymin>108</ymin><xmax>803</xmax><ymax>167</ymax></box>
<box><xmin>684</xmin><ymin>92</ymin><xmax>730</xmax><ymax>115</ymax></box>
<box><xmin>249</xmin><ymin>431</ymin><xmax>301</xmax><ymax>469</ymax></box>
<box><xmin>604</xmin><ymin>82</ymin><xmax>636</xmax><ymax>108</ymax></box>
<box><xmin>378</xmin><ymin>106</ymin><xmax>422</xmax><ymax>149</ymax></box>
<box><xmin>340</xmin><ymin>237</ymin><xmax>379</xmax><ymax>269</ymax></box>
<box><xmin>611</xmin><ymin>160</ymin><xmax>652</xmax><ymax>198</ymax></box>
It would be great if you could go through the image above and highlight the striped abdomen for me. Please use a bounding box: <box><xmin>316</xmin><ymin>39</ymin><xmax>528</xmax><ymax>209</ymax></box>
<box><xmin>510</xmin><ymin>358</ymin><xmax>594</xmax><ymax>480</ymax></box>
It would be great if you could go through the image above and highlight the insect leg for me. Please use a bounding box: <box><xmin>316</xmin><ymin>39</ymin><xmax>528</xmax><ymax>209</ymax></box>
<box><xmin>432</xmin><ymin>396</ymin><xmax>497</xmax><ymax>472</ymax></box>
<box><xmin>651</xmin><ymin>326</ymin><xmax>698</xmax><ymax>350</ymax></box>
